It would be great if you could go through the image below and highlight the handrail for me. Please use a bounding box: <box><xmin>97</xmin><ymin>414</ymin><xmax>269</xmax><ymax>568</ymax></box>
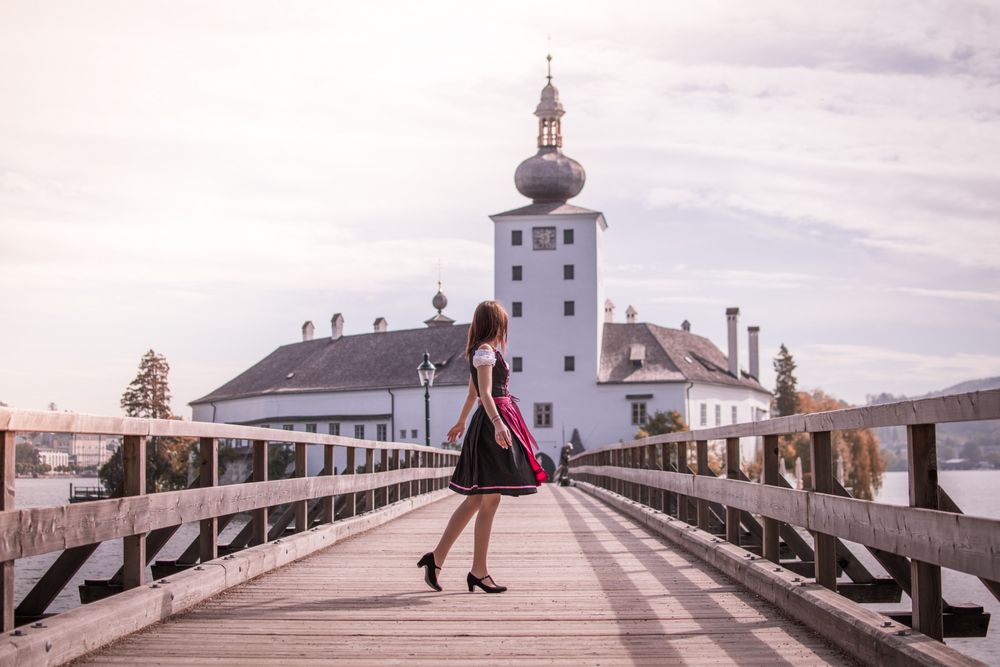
<box><xmin>0</xmin><ymin>409</ymin><xmax>459</xmax><ymax>631</ymax></box>
<box><xmin>568</xmin><ymin>388</ymin><xmax>1000</xmax><ymax>644</ymax></box>
<box><xmin>0</xmin><ymin>407</ymin><xmax>444</xmax><ymax>453</ymax></box>
<box><xmin>570</xmin><ymin>388</ymin><xmax>1000</xmax><ymax>455</ymax></box>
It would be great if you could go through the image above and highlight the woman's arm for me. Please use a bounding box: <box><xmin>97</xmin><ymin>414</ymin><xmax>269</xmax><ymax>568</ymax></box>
<box><xmin>446</xmin><ymin>378</ymin><xmax>478</xmax><ymax>443</ymax></box>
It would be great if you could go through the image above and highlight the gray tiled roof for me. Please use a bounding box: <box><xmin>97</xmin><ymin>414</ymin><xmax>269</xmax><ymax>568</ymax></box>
<box><xmin>599</xmin><ymin>323</ymin><xmax>769</xmax><ymax>393</ymax></box>
<box><xmin>190</xmin><ymin>325</ymin><xmax>471</xmax><ymax>405</ymax></box>
<box><xmin>492</xmin><ymin>201</ymin><xmax>602</xmax><ymax>217</ymax></box>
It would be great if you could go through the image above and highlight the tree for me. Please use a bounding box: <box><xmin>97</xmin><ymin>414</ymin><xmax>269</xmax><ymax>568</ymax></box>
<box><xmin>777</xmin><ymin>389</ymin><xmax>886</xmax><ymax>500</ymax></box>
<box><xmin>120</xmin><ymin>350</ymin><xmax>172</xmax><ymax>419</ymax></box>
<box><xmin>100</xmin><ymin>350</ymin><xmax>192</xmax><ymax>494</ymax></box>
<box><xmin>635</xmin><ymin>410</ymin><xmax>688</xmax><ymax>439</ymax></box>
<box><xmin>772</xmin><ymin>344</ymin><xmax>799</xmax><ymax>417</ymax></box>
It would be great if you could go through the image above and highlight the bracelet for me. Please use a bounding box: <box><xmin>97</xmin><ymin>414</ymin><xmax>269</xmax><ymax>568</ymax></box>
<box><xmin>490</xmin><ymin>415</ymin><xmax>503</xmax><ymax>423</ymax></box>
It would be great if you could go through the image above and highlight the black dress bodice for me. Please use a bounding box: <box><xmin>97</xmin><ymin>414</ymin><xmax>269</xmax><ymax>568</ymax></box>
<box><xmin>469</xmin><ymin>349</ymin><xmax>511</xmax><ymax>398</ymax></box>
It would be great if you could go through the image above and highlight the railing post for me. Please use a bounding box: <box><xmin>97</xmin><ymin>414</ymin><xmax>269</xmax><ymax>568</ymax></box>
<box><xmin>390</xmin><ymin>448</ymin><xmax>400</xmax><ymax>504</ymax></box>
<box><xmin>405</xmin><ymin>449</ymin><xmax>414</xmax><ymax>499</ymax></box>
<box><xmin>725</xmin><ymin>437</ymin><xmax>741</xmax><ymax>546</ymax></box>
<box><xmin>908</xmin><ymin>423</ymin><xmax>943</xmax><ymax>641</ymax></box>
<box><xmin>647</xmin><ymin>444</ymin><xmax>658</xmax><ymax>509</ymax></box>
<box><xmin>675</xmin><ymin>442</ymin><xmax>689</xmax><ymax>523</ymax></box>
<box><xmin>0</xmin><ymin>430</ymin><xmax>14</xmax><ymax>631</ymax></box>
<box><xmin>199</xmin><ymin>437</ymin><xmax>218</xmax><ymax>563</ymax></box>
<box><xmin>251</xmin><ymin>439</ymin><xmax>268</xmax><ymax>546</ymax></box>
<box><xmin>810</xmin><ymin>431</ymin><xmax>837</xmax><ymax>590</ymax></box>
<box><xmin>696</xmin><ymin>440</ymin><xmax>710</xmax><ymax>530</ymax></box>
<box><xmin>660</xmin><ymin>443</ymin><xmax>670</xmax><ymax>515</ymax></box>
<box><xmin>321</xmin><ymin>443</ymin><xmax>335</xmax><ymax>524</ymax></box>
<box><xmin>294</xmin><ymin>442</ymin><xmax>308</xmax><ymax>532</ymax></box>
<box><xmin>762</xmin><ymin>434</ymin><xmax>780</xmax><ymax>564</ymax></box>
<box><xmin>122</xmin><ymin>435</ymin><xmax>147</xmax><ymax>589</ymax></box>
<box><xmin>344</xmin><ymin>446</ymin><xmax>356</xmax><ymax>517</ymax></box>
<box><xmin>379</xmin><ymin>448</ymin><xmax>389</xmax><ymax>507</ymax></box>
<box><xmin>364</xmin><ymin>447</ymin><xmax>375</xmax><ymax>511</ymax></box>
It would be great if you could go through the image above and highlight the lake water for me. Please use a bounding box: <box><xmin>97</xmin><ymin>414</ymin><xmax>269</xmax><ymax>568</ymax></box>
<box><xmin>12</xmin><ymin>471</ymin><xmax>1000</xmax><ymax>663</ymax></box>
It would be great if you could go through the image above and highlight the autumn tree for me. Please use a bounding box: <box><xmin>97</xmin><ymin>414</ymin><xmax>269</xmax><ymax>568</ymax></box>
<box><xmin>100</xmin><ymin>350</ymin><xmax>193</xmax><ymax>494</ymax></box>
<box><xmin>635</xmin><ymin>410</ymin><xmax>688</xmax><ymax>439</ymax></box>
<box><xmin>772</xmin><ymin>344</ymin><xmax>799</xmax><ymax>417</ymax></box>
<box><xmin>779</xmin><ymin>389</ymin><xmax>886</xmax><ymax>500</ymax></box>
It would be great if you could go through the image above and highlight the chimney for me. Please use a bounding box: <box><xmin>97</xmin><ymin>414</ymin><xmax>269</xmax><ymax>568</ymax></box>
<box><xmin>301</xmin><ymin>320</ymin><xmax>315</xmax><ymax>342</ymax></box>
<box><xmin>604</xmin><ymin>299</ymin><xmax>615</xmax><ymax>323</ymax></box>
<box><xmin>681</xmin><ymin>319</ymin><xmax>691</xmax><ymax>332</ymax></box>
<box><xmin>726</xmin><ymin>307</ymin><xmax>739</xmax><ymax>377</ymax></box>
<box><xmin>626</xmin><ymin>305</ymin><xmax>638</xmax><ymax>324</ymax></box>
<box><xmin>331</xmin><ymin>313</ymin><xmax>344</xmax><ymax>340</ymax></box>
<box><xmin>373</xmin><ymin>317</ymin><xmax>388</xmax><ymax>333</ymax></box>
<box><xmin>748</xmin><ymin>326</ymin><xmax>760</xmax><ymax>380</ymax></box>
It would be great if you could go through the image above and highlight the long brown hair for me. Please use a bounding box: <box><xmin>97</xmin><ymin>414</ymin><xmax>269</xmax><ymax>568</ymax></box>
<box><xmin>465</xmin><ymin>300</ymin><xmax>509</xmax><ymax>358</ymax></box>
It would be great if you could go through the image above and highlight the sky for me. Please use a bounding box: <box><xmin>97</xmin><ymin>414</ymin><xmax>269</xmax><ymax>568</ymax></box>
<box><xmin>1</xmin><ymin>1</ymin><xmax>998</xmax><ymax>417</ymax></box>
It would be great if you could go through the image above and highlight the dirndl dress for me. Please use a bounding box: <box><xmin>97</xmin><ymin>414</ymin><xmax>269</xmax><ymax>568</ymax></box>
<box><xmin>448</xmin><ymin>347</ymin><xmax>548</xmax><ymax>496</ymax></box>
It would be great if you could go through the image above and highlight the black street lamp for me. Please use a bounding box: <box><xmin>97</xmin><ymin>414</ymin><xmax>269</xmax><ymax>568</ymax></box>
<box><xmin>417</xmin><ymin>352</ymin><xmax>437</xmax><ymax>446</ymax></box>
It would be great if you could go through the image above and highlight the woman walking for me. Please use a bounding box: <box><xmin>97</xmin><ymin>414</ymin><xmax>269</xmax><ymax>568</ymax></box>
<box><xmin>418</xmin><ymin>300</ymin><xmax>547</xmax><ymax>593</ymax></box>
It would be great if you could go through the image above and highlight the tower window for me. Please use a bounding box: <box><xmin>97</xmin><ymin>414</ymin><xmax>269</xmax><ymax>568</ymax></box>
<box><xmin>512</xmin><ymin>356</ymin><xmax>523</xmax><ymax>372</ymax></box>
<box><xmin>564</xmin><ymin>301</ymin><xmax>575</xmax><ymax>316</ymax></box>
<box><xmin>631</xmin><ymin>402</ymin><xmax>648</xmax><ymax>426</ymax></box>
<box><xmin>564</xmin><ymin>356</ymin><xmax>575</xmax><ymax>371</ymax></box>
<box><xmin>534</xmin><ymin>403</ymin><xmax>553</xmax><ymax>428</ymax></box>
<box><xmin>512</xmin><ymin>265</ymin><xmax>522</xmax><ymax>281</ymax></box>
<box><xmin>512</xmin><ymin>301</ymin><xmax>523</xmax><ymax>317</ymax></box>
<box><xmin>354</xmin><ymin>424</ymin><xmax>365</xmax><ymax>439</ymax></box>
<box><xmin>563</xmin><ymin>228</ymin><xmax>574</xmax><ymax>245</ymax></box>
<box><xmin>563</xmin><ymin>264</ymin><xmax>574</xmax><ymax>280</ymax></box>
<box><xmin>511</xmin><ymin>230</ymin><xmax>522</xmax><ymax>246</ymax></box>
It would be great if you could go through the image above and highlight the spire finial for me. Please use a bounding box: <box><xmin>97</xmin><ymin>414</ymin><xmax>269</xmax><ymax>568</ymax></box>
<box><xmin>546</xmin><ymin>51</ymin><xmax>553</xmax><ymax>84</ymax></box>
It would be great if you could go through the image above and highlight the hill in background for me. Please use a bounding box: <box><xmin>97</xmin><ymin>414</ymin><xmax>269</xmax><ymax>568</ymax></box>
<box><xmin>868</xmin><ymin>377</ymin><xmax>1000</xmax><ymax>470</ymax></box>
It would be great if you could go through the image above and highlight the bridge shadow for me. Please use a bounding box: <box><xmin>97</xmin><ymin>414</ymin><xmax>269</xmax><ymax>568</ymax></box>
<box><xmin>190</xmin><ymin>590</ymin><xmax>469</xmax><ymax>619</ymax></box>
<box><xmin>552</xmin><ymin>487</ymin><xmax>807</xmax><ymax>666</ymax></box>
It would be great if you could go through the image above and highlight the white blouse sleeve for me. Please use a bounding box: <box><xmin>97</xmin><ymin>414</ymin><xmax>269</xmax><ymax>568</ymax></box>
<box><xmin>472</xmin><ymin>348</ymin><xmax>497</xmax><ymax>368</ymax></box>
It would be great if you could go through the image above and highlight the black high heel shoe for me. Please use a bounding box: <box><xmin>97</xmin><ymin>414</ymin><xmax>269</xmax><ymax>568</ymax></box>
<box><xmin>417</xmin><ymin>553</ymin><xmax>442</xmax><ymax>591</ymax></box>
<box><xmin>467</xmin><ymin>572</ymin><xmax>507</xmax><ymax>594</ymax></box>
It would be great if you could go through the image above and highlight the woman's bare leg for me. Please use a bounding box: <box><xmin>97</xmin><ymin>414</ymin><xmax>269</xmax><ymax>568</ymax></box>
<box><xmin>470</xmin><ymin>493</ymin><xmax>501</xmax><ymax>578</ymax></box>
<box><xmin>432</xmin><ymin>494</ymin><xmax>482</xmax><ymax>566</ymax></box>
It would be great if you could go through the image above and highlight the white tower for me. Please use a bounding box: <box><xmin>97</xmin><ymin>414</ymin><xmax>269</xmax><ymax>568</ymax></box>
<box><xmin>490</xmin><ymin>55</ymin><xmax>607</xmax><ymax>463</ymax></box>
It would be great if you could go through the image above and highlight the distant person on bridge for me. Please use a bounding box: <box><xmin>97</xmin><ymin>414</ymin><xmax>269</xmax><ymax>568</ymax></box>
<box><xmin>418</xmin><ymin>300</ymin><xmax>547</xmax><ymax>594</ymax></box>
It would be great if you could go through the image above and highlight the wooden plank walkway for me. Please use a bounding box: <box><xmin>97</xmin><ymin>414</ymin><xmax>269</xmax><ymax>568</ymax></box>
<box><xmin>75</xmin><ymin>485</ymin><xmax>856</xmax><ymax>666</ymax></box>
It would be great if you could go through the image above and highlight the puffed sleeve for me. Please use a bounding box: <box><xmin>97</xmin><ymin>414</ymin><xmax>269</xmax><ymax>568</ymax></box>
<box><xmin>472</xmin><ymin>348</ymin><xmax>497</xmax><ymax>368</ymax></box>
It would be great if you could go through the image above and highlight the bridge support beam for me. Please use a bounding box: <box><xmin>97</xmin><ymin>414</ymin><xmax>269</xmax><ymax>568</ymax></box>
<box><xmin>725</xmin><ymin>437</ymin><xmax>741</xmax><ymax>546</ymax></box>
<box><xmin>1</xmin><ymin>431</ymin><xmax>14</xmax><ymax>631</ymax></box>
<box><xmin>199</xmin><ymin>438</ymin><xmax>218</xmax><ymax>563</ymax></box>
<box><xmin>762</xmin><ymin>434</ymin><xmax>780</xmax><ymax>564</ymax></box>
<box><xmin>251</xmin><ymin>440</ymin><xmax>268</xmax><ymax>546</ymax></box>
<box><xmin>695</xmin><ymin>440</ymin><xmax>711</xmax><ymax>531</ymax></box>
<box><xmin>122</xmin><ymin>435</ymin><xmax>147</xmax><ymax>590</ymax></box>
<box><xmin>908</xmin><ymin>424</ymin><xmax>943</xmax><ymax>641</ymax></box>
<box><xmin>810</xmin><ymin>431</ymin><xmax>837</xmax><ymax>591</ymax></box>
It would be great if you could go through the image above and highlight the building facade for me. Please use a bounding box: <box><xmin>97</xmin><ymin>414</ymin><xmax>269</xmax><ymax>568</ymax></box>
<box><xmin>190</xmin><ymin>60</ymin><xmax>772</xmax><ymax>469</ymax></box>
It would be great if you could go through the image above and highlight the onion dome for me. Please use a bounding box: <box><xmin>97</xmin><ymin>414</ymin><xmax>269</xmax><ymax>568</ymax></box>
<box><xmin>514</xmin><ymin>54</ymin><xmax>586</xmax><ymax>204</ymax></box>
<box><xmin>425</xmin><ymin>281</ymin><xmax>454</xmax><ymax>327</ymax></box>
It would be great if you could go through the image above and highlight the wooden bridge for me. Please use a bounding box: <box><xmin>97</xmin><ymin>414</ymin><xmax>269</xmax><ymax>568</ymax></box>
<box><xmin>0</xmin><ymin>390</ymin><xmax>998</xmax><ymax>665</ymax></box>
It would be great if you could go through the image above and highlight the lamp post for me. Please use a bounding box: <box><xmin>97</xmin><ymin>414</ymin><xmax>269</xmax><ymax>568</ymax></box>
<box><xmin>417</xmin><ymin>352</ymin><xmax>437</xmax><ymax>446</ymax></box>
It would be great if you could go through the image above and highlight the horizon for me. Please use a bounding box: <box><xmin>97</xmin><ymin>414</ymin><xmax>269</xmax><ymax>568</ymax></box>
<box><xmin>2</xmin><ymin>1</ymin><xmax>998</xmax><ymax>418</ymax></box>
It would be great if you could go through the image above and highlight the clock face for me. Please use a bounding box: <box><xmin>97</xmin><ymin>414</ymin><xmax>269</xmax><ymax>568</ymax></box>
<box><xmin>532</xmin><ymin>226</ymin><xmax>557</xmax><ymax>250</ymax></box>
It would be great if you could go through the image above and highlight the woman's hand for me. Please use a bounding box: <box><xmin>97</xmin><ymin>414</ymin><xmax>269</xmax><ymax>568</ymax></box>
<box><xmin>446</xmin><ymin>422</ymin><xmax>465</xmax><ymax>443</ymax></box>
<box><xmin>493</xmin><ymin>420</ymin><xmax>512</xmax><ymax>450</ymax></box>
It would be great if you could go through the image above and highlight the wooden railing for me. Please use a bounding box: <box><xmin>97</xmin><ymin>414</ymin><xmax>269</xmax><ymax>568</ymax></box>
<box><xmin>569</xmin><ymin>389</ymin><xmax>1000</xmax><ymax>642</ymax></box>
<box><xmin>0</xmin><ymin>409</ymin><xmax>458</xmax><ymax>630</ymax></box>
